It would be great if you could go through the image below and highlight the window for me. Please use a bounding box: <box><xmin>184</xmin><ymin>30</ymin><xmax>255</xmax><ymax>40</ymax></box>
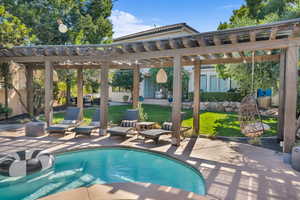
<box><xmin>219</xmin><ymin>78</ymin><xmax>228</xmax><ymax>92</ymax></box>
<box><xmin>200</xmin><ymin>75</ymin><xmax>207</xmax><ymax>91</ymax></box>
<box><xmin>210</xmin><ymin>75</ymin><xmax>218</xmax><ymax>92</ymax></box>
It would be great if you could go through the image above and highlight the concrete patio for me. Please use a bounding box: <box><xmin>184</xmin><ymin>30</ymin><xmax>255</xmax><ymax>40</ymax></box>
<box><xmin>0</xmin><ymin>124</ymin><xmax>299</xmax><ymax>200</ymax></box>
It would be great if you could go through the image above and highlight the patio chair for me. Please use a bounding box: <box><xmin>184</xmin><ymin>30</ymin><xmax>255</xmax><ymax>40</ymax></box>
<box><xmin>107</xmin><ymin>109</ymin><xmax>139</xmax><ymax>137</ymax></box>
<box><xmin>74</xmin><ymin>109</ymin><xmax>101</xmax><ymax>137</ymax></box>
<box><xmin>47</xmin><ymin>107</ymin><xmax>81</xmax><ymax>135</ymax></box>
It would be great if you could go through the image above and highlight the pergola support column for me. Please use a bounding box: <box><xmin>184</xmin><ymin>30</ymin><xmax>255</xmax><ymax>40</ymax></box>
<box><xmin>171</xmin><ymin>55</ymin><xmax>182</xmax><ymax>146</ymax></box>
<box><xmin>283</xmin><ymin>45</ymin><xmax>299</xmax><ymax>152</ymax></box>
<box><xmin>100</xmin><ymin>65</ymin><xmax>109</xmax><ymax>135</ymax></box>
<box><xmin>44</xmin><ymin>60</ymin><xmax>53</xmax><ymax>127</ymax></box>
<box><xmin>77</xmin><ymin>68</ymin><xmax>83</xmax><ymax>120</ymax></box>
<box><xmin>26</xmin><ymin>66</ymin><xmax>34</xmax><ymax>117</ymax></box>
<box><xmin>193</xmin><ymin>62</ymin><xmax>201</xmax><ymax>134</ymax></box>
<box><xmin>278</xmin><ymin>49</ymin><xmax>286</xmax><ymax>142</ymax></box>
<box><xmin>132</xmin><ymin>65</ymin><xmax>140</xmax><ymax>109</ymax></box>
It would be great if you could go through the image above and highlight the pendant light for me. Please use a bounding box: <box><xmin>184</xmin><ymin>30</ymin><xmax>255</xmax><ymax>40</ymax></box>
<box><xmin>156</xmin><ymin>68</ymin><xmax>167</xmax><ymax>83</ymax></box>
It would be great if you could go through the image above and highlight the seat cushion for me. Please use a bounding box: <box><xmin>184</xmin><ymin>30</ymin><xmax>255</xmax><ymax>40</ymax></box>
<box><xmin>139</xmin><ymin>129</ymin><xmax>171</xmax><ymax>139</ymax></box>
<box><xmin>120</xmin><ymin>120</ymin><xmax>137</xmax><ymax>128</ymax></box>
<box><xmin>61</xmin><ymin>120</ymin><xmax>77</xmax><ymax>124</ymax></box>
<box><xmin>108</xmin><ymin>126</ymin><xmax>133</xmax><ymax>135</ymax></box>
<box><xmin>74</xmin><ymin>126</ymin><xmax>98</xmax><ymax>134</ymax></box>
<box><xmin>47</xmin><ymin>124</ymin><xmax>74</xmax><ymax>133</ymax></box>
<box><xmin>162</xmin><ymin>122</ymin><xmax>172</xmax><ymax>131</ymax></box>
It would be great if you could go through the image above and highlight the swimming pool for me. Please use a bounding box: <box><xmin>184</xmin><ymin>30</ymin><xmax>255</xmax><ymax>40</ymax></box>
<box><xmin>0</xmin><ymin>147</ymin><xmax>206</xmax><ymax>200</ymax></box>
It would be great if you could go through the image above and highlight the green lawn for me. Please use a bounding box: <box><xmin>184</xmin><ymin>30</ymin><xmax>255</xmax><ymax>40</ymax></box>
<box><xmin>41</xmin><ymin>104</ymin><xmax>277</xmax><ymax>137</ymax></box>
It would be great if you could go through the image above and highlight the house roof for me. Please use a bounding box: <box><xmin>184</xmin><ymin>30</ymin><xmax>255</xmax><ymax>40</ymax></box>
<box><xmin>113</xmin><ymin>23</ymin><xmax>199</xmax><ymax>42</ymax></box>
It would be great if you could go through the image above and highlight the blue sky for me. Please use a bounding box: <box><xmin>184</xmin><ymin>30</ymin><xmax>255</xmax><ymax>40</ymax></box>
<box><xmin>110</xmin><ymin>0</ymin><xmax>245</xmax><ymax>38</ymax></box>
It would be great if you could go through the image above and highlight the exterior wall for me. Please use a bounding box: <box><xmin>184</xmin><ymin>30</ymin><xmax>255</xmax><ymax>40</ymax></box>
<box><xmin>0</xmin><ymin>88</ymin><xmax>27</xmax><ymax>116</ymax></box>
<box><xmin>0</xmin><ymin>64</ymin><xmax>27</xmax><ymax>117</ymax></box>
<box><xmin>188</xmin><ymin>66</ymin><xmax>233</xmax><ymax>93</ymax></box>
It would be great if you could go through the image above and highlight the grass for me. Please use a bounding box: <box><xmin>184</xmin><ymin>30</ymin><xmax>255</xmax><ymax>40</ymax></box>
<box><xmin>40</xmin><ymin>104</ymin><xmax>278</xmax><ymax>137</ymax></box>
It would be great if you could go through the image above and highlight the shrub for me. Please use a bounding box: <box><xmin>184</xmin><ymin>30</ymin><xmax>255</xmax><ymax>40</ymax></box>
<box><xmin>0</xmin><ymin>103</ymin><xmax>12</xmax><ymax>116</ymax></box>
<box><xmin>188</xmin><ymin>92</ymin><xmax>244</xmax><ymax>102</ymax></box>
<box><xmin>123</xmin><ymin>95</ymin><xmax>129</xmax><ymax>102</ymax></box>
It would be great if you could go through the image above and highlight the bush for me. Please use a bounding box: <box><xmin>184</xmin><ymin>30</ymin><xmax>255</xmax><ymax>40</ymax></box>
<box><xmin>188</xmin><ymin>92</ymin><xmax>244</xmax><ymax>102</ymax></box>
<box><xmin>0</xmin><ymin>103</ymin><xmax>12</xmax><ymax>116</ymax></box>
<box><xmin>123</xmin><ymin>95</ymin><xmax>129</xmax><ymax>102</ymax></box>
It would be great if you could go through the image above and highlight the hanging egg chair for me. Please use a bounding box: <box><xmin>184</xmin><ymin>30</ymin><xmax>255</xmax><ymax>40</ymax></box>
<box><xmin>239</xmin><ymin>95</ymin><xmax>266</xmax><ymax>137</ymax></box>
<box><xmin>238</xmin><ymin>51</ymin><xmax>269</xmax><ymax>137</ymax></box>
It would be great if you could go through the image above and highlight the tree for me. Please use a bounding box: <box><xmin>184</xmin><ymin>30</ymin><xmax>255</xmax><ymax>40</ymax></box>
<box><xmin>2</xmin><ymin>0</ymin><xmax>114</xmax><ymax>107</ymax></box>
<box><xmin>216</xmin><ymin>0</ymin><xmax>300</xmax><ymax>94</ymax></box>
<box><xmin>110</xmin><ymin>70</ymin><xmax>143</xmax><ymax>98</ymax></box>
<box><xmin>148</xmin><ymin>68</ymin><xmax>190</xmax><ymax>99</ymax></box>
<box><xmin>0</xmin><ymin>5</ymin><xmax>34</xmax><ymax>118</ymax></box>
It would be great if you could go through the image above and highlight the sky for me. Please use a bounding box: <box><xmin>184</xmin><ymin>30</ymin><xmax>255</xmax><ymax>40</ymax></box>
<box><xmin>110</xmin><ymin>0</ymin><xmax>245</xmax><ymax>38</ymax></box>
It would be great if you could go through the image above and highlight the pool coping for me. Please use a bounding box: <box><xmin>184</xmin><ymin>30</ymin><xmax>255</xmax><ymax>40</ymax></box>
<box><xmin>52</xmin><ymin>145</ymin><xmax>207</xmax><ymax>195</ymax></box>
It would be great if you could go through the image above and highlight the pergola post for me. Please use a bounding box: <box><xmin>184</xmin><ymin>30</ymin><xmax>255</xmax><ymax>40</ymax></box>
<box><xmin>77</xmin><ymin>68</ymin><xmax>84</xmax><ymax>120</ymax></box>
<box><xmin>132</xmin><ymin>65</ymin><xmax>140</xmax><ymax>109</ymax></box>
<box><xmin>44</xmin><ymin>60</ymin><xmax>53</xmax><ymax>127</ymax></box>
<box><xmin>193</xmin><ymin>62</ymin><xmax>201</xmax><ymax>134</ymax></box>
<box><xmin>26</xmin><ymin>66</ymin><xmax>34</xmax><ymax>117</ymax></box>
<box><xmin>283</xmin><ymin>45</ymin><xmax>299</xmax><ymax>152</ymax></box>
<box><xmin>278</xmin><ymin>49</ymin><xmax>286</xmax><ymax>141</ymax></box>
<box><xmin>100</xmin><ymin>65</ymin><xmax>109</xmax><ymax>135</ymax></box>
<box><xmin>171</xmin><ymin>55</ymin><xmax>182</xmax><ymax>146</ymax></box>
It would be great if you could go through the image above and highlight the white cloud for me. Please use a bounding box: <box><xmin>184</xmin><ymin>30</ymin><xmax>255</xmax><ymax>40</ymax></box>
<box><xmin>218</xmin><ymin>4</ymin><xmax>241</xmax><ymax>10</ymax></box>
<box><xmin>110</xmin><ymin>10</ymin><xmax>155</xmax><ymax>38</ymax></box>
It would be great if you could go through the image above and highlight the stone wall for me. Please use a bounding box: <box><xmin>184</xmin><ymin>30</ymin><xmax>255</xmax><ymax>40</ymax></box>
<box><xmin>201</xmin><ymin>101</ymin><xmax>240</xmax><ymax>112</ymax></box>
<box><xmin>182</xmin><ymin>101</ymin><xmax>240</xmax><ymax>112</ymax></box>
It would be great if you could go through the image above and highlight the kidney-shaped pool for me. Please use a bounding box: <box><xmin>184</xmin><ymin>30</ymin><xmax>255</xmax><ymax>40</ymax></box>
<box><xmin>0</xmin><ymin>147</ymin><xmax>206</xmax><ymax>200</ymax></box>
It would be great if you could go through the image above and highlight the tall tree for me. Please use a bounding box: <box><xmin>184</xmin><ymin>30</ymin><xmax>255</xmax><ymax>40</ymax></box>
<box><xmin>216</xmin><ymin>0</ymin><xmax>300</xmax><ymax>94</ymax></box>
<box><xmin>0</xmin><ymin>5</ymin><xmax>34</xmax><ymax>118</ymax></box>
<box><xmin>2</xmin><ymin>0</ymin><xmax>114</xmax><ymax>106</ymax></box>
<box><xmin>110</xmin><ymin>70</ymin><xmax>143</xmax><ymax>99</ymax></box>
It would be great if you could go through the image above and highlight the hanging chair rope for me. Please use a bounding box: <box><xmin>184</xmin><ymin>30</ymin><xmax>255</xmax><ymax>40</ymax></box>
<box><xmin>251</xmin><ymin>51</ymin><xmax>255</xmax><ymax>95</ymax></box>
<box><xmin>239</xmin><ymin>51</ymin><xmax>266</xmax><ymax>137</ymax></box>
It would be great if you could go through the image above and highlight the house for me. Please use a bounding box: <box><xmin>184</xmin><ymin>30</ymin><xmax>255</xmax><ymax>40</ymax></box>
<box><xmin>110</xmin><ymin>23</ymin><xmax>235</xmax><ymax>102</ymax></box>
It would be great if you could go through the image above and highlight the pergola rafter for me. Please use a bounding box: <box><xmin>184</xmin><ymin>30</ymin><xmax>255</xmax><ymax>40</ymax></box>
<box><xmin>1</xmin><ymin>18</ymin><xmax>300</xmax><ymax>152</ymax></box>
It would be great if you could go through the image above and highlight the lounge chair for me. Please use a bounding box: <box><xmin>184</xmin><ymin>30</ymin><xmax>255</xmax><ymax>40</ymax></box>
<box><xmin>74</xmin><ymin>109</ymin><xmax>101</xmax><ymax>137</ymax></box>
<box><xmin>47</xmin><ymin>107</ymin><xmax>81</xmax><ymax>135</ymax></box>
<box><xmin>107</xmin><ymin>109</ymin><xmax>139</xmax><ymax>137</ymax></box>
<box><xmin>139</xmin><ymin>113</ymin><xmax>191</xmax><ymax>144</ymax></box>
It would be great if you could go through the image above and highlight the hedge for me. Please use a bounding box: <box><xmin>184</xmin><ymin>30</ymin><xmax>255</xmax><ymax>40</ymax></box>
<box><xmin>188</xmin><ymin>92</ymin><xmax>244</xmax><ymax>102</ymax></box>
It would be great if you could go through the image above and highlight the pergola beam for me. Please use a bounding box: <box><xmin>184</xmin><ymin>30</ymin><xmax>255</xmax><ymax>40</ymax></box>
<box><xmin>193</xmin><ymin>62</ymin><xmax>201</xmax><ymax>134</ymax></box>
<box><xmin>171</xmin><ymin>55</ymin><xmax>182</xmax><ymax>146</ymax></box>
<box><xmin>283</xmin><ymin>45</ymin><xmax>299</xmax><ymax>152</ymax></box>
<box><xmin>44</xmin><ymin>60</ymin><xmax>53</xmax><ymax>127</ymax></box>
<box><xmin>77</xmin><ymin>68</ymin><xmax>84</xmax><ymax>120</ymax></box>
<box><xmin>132</xmin><ymin>65</ymin><xmax>140</xmax><ymax>109</ymax></box>
<box><xmin>100</xmin><ymin>65</ymin><xmax>109</xmax><ymax>135</ymax></box>
<box><xmin>25</xmin><ymin>66</ymin><xmax>34</xmax><ymax>116</ymax></box>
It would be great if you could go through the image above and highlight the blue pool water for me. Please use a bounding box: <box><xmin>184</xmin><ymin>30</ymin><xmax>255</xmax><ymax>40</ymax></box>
<box><xmin>0</xmin><ymin>147</ymin><xmax>206</xmax><ymax>200</ymax></box>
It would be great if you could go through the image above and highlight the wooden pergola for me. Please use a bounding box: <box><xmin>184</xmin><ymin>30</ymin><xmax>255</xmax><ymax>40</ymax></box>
<box><xmin>1</xmin><ymin>18</ymin><xmax>300</xmax><ymax>152</ymax></box>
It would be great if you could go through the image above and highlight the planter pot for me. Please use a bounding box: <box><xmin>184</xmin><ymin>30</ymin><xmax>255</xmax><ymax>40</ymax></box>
<box><xmin>291</xmin><ymin>146</ymin><xmax>300</xmax><ymax>172</ymax></box>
